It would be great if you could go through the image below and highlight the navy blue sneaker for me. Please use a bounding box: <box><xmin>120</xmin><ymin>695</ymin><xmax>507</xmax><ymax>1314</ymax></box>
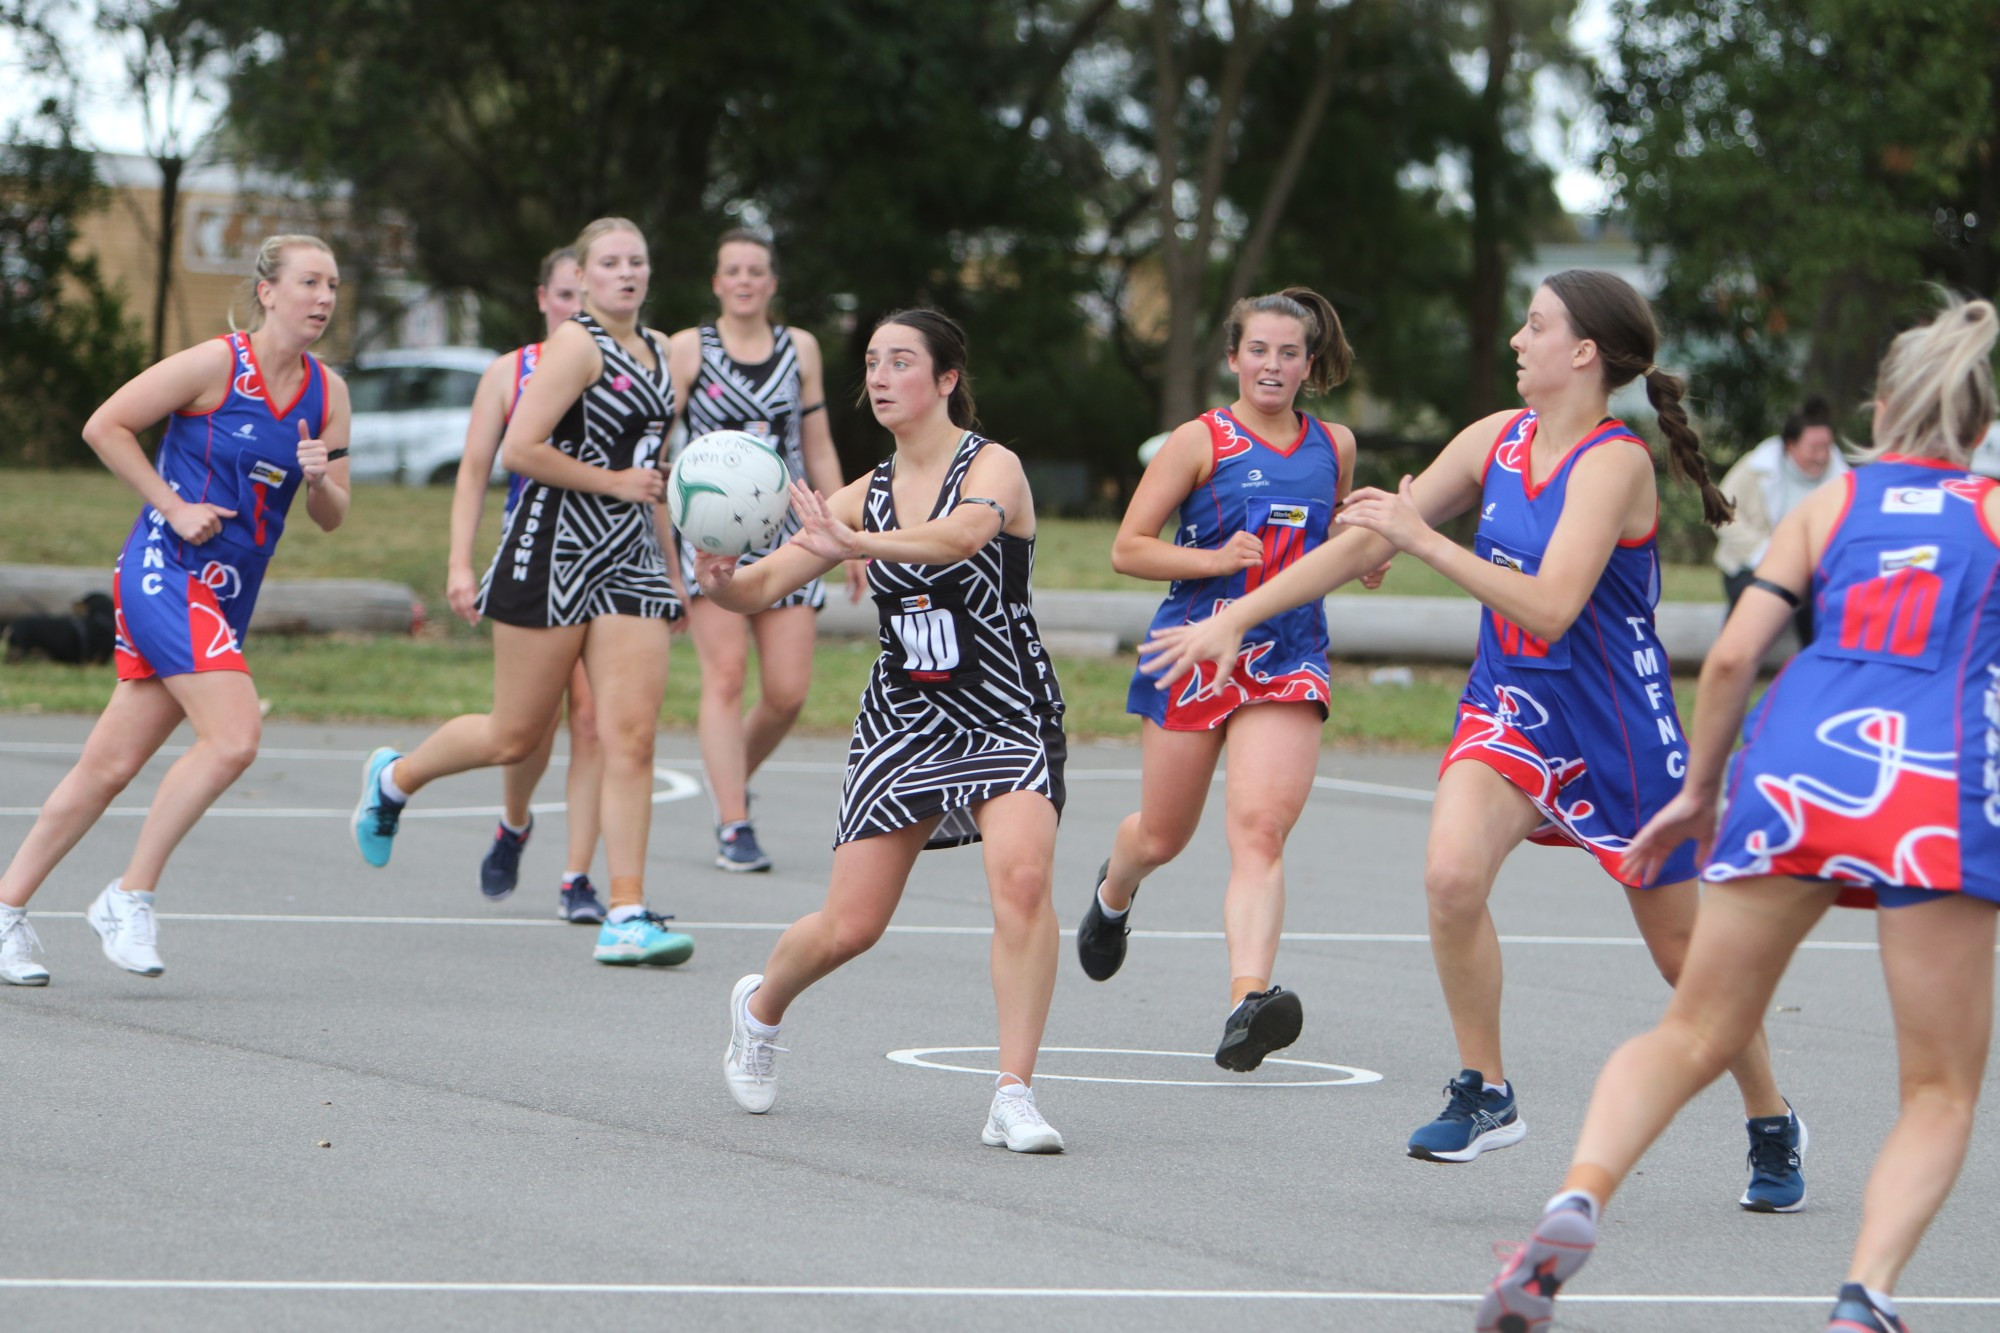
<box><xmin>1827</xmin><ymin>1282</ymin><xmax>1907</xmax><ymax>1332</ymax></box>
<box><xmin>1477</xmin><ymin>1196</ymin><xmax>1597</xmax><ymax>1332</ymax></box>
<box><xmin>559</xmin><ymin>874</ymin><xmax>606</xmax><ymax>924</ymax></box>
<box><xmin>479</xmin><ymin>818</ymin><xmax>532</xmax><ymax>900</ymax></box>
<box><xmin>1407</xmin><ymin>1069</ymin><xmax>1527</xmax><ymax>1162</ymax></box>
<box><xmin>716</xmin><ymin>821</ymin><xmax>772</xmax><ymax>873</ymax></box>
<box><xmin>1742</xmin><ymin>1104</ymin><xmax>1808</xmax><ymax>1212</ymax></box>
<box><xmin>352</xmin><ymin>747</ymin><xmax>404</xmax><ymax>868</ymax></box>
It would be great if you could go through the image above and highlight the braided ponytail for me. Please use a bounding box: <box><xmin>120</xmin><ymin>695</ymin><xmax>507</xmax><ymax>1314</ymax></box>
<box><xmin>1543</xmin><ymin>269</ymin><xmax>1733</xmax><ymax>527</ymax></box>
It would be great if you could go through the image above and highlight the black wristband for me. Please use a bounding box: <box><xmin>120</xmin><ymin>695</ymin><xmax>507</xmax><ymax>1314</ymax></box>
<box><xmin>800</xmin><ymin>401</ymin><xmax>826</xmax><ymax>417</ymax></box>
<box><xmin>1748</xmin><ymin>576</ymin><xmax>1802</xmax><ymax>608</ymax></box>
<box><xmin>956</xmin><ymin>496</ymin><xmax>1007</xmax><ymax>526</ymax></box>
<box><xmin>325</xmin><ymin>447</ymin><xmax>350</xmax><ymax>462</ymax></box>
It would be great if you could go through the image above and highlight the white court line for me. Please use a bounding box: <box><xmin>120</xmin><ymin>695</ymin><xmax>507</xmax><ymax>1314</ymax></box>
<box><xmin>888</xmin><ymin>1045</ymin><xmax>1382</xmax><ymax>1087</ymax></box>
<box><xmin>0</xmin><ymin>767</ymin><xmax>702</xmax><ymax>819</ymax></box>
<box><xmin>0</xmin><ymin>1278</ymin><xmax>1990</xmax><ymax>1306</ymax></box>
<box><xmin>14</xmin><ymin>911</ymin><xmax>1889</xmax><ymax>951</ymax></box>
<box><xmin>0</xmin><ymin>742</ymin><xmax>1440</xmax><ymax>805</ymax></box>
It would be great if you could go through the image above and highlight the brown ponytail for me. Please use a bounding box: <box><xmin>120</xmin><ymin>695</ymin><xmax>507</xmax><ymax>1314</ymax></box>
<box><xmin>1225</xmin><ymin>286</ymin><xmax>1354</xmax><ymax>396</ymax></box>
<box><xmin>1543</xmin><ymin>269</ymin><xmax>1733</xmax><ymax>527</ymax></box>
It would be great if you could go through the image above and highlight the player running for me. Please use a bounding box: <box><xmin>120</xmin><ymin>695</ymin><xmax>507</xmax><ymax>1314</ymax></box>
<box><xmin>1141</xmin><ymin>270</ymin><xmax>1802</xmax><ymax>1210</ymax></box>
<box><xmin>444</xmin><ymin>245</ymin><xmax>608</xmax><ymax>923</ymax></box>
<box><xmin>666</xmin><ymin>229</ymin><xmax>859</xmax><ymax>873</ymax></box>
<box><xmin>698</xmin><ymin>309</ymin><xmax>1069</xmax><ymax>1153</ymax></box>
<box><xmin>1077</xmin><ymin>287</ymin><xmax>1367</xmax><ymax>1070</ymax></box>
<box><xmin>1480</xmin><ymin>294</ymin><xmax>2000</xmax><ymax>1333</ymax></box>
<box><xmin>351</xmin><ymin>218</ymin><xmax>693</xmax><ymax>969</ymax></box>
<box><xmin>0</xmin><ymin>236</ymin><xmax>350</xmax><ymax>985</ymax></box>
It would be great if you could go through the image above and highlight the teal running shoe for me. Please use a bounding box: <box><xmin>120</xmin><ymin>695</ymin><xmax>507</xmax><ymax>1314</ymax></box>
<box><xmin>593</xmin><ymin>910</ymin><xmax>694</xmax><ymax>966</ymax></box>
<box><xmin>352</xmin><ymin>747</ymin><xmax>405</xmax><ymax>868</ymax></box>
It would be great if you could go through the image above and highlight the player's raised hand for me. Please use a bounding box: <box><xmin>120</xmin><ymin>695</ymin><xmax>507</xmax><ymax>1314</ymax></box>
<box><xmin>296</xmin><ymin>419</ymin><xmax>331</xmax><ymax>487</ymax></box>
<box><xmin>787</xmin><ymin>479</ymin><xmax>861</xmax><ymax>561</ymax></box>
<box><xmin>1336</xmin><ymin>476</ymin><xmax>1435</xmax><ymax>555</ymax></box>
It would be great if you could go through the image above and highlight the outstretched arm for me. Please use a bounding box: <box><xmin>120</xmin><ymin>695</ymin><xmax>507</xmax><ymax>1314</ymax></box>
<box><xmin>696</xmin><ymin>471</ymin><xmax>869</xmax><ymax>612</ymax></box>
<box><xmin>445</xmin><ymin>357</ymin><xmax>515</xmax><ymax>623</ymax></box>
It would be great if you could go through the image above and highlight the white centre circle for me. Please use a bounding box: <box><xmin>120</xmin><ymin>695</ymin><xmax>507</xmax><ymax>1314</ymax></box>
<box><xmin>887</xmin><ymin>1046</ymin><xmax>1383</xmax><ymax>1088</ymax></box>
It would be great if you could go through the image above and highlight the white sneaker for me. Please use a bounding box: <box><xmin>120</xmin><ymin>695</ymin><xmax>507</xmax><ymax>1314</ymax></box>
<box><xmin>86</xmin><ymin>884</ymin><xmax>163</xmax><ymax>977</ymax></box>
<box><xmin>724</xmin><ymin>974</ymin><xmax>784</xmax><ymax>1113</ymax></box>
<box><xmin>981</xmin><ymin>1080</ymin><xmax>1065</xmax><ymax>1153</ymax></box>
<box><xmin>0</xmin><ymin>911</ymin><xmax>49</xmax><ymax>986</ymax></box>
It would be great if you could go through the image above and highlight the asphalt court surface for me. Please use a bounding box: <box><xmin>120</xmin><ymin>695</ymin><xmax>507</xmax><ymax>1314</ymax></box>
<box><xmin>2</xmin><ymin>713</ymin><xmax>1997</xmax><ymax>1331</ymax></box>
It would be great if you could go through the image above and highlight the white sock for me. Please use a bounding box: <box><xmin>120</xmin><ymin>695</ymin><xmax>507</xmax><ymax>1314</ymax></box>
<box><xmin>379</xmin><ymin>765</ymin><xmax>410</xmax><ymax>805</ymax></box>
<box><xmin>1864</xmin><ymin>1287</ymin><xmax>1898</xmax><ymax>1317</ymax></box>
<box><xmin>123</xmin><ymin>888</ymin><xmax>155</xmax><ymax>906</ymax></box>
<box><xmin>498</xmin><ymin>816</ymin><xmax>530</xmax><ymax>836</ymax></box>
<box><xmin>739</xmin><ymin>987</ymin><xmax>779</xmax><ymax>1038</ymax></box>
<box><xmin>0</xmin><ymin>903</ymin><xmax>23</xmax><ymax>923</ymax></box>
<box><xmin>1095</xmin><ymin>887</ymin><xmax>1129</xmax><ymax>920</ymax></box>
<box><xmin>1544</xmin><ymin>1190</ymin><xmax>1601</xmax><ymax>1225</ymax></box>
<box><xmin>608</xmin><ymin>904</ymin><xmax>646</xmax><ymax>924</ymax></box>
<box><xmin>996</xmin><ymin>1074</ymin><xmax>1030</xmax><ymax>1097</ymax></box>
<box><xmin>1484</xmin><ymin>1080</ymin><xmax>1509</xmax><ymax>1096</ymax></box>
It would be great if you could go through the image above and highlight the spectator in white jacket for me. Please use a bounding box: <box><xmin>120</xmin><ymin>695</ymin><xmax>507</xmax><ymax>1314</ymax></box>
<box><xmin>1714</xmin><ymin>396</ymin><xmax>1845</xmax><ymax>643</ymax></box>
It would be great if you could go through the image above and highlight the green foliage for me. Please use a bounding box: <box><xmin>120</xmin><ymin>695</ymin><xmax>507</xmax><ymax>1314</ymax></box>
<box><xmin>1605</xmin><ymin>0</ymin><xmax>2000</xmax><ymax>445</ymax></box>
<box><xmin>0</xmin><ymin>106</ymin><xmax>148</xmax><ymax>464</ymax></box>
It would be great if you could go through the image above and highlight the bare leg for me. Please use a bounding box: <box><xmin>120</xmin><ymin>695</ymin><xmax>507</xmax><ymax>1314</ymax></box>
<box><xmin>1099</xmin><ymin>721</ymin><xmax>1223</xmax><ymax>909</ymax></box>
<box><xmin>1423</xmin><ymin>760</ymin><xmax>1545</xmax><ymax>1084</ymax></box>
<box><xmin>686</xmin><ymin>596</ymin><xmax>752</xmax><ymax>825</ymax></box>
<box><xmin>117</xmin><ymin>670</ymin><xmax>264</xmax><ymax>894</ymax></box>
<box><xmin>392</xmin><ymin>622</ymin><xmax>585</xmax><ymax>794</ymax></box>
<box><xmin>1217</xmin><ymin>703</ymin><xmax>1320</xmax><ymax>1000</ymax></box>
<box><xmin>1565</xmin><ymin>877</ymin><xmax>1832</xmax><ymax>1204</ymax></box>
<box><xmin>743</xmin><ymin>604</ymin><xmax>816</xmax><ymax>780</ymax></box>
<box><xmin>561</xmin><ymin>659</ymin><xmax>603</xmax><ymax>874</ymax></box>
<box><xmin>976</xmin><ymin>791</ymin><xmax>1061</xmax><ymax>1082</ymax></box>
<box><xmin>501</xmin><ymin>707</ymin><xmax>562</xmax><ymax>830</ymax></box>
<box><xmin>578</xmin><ymin>614</ymin><xmax>670</xmax><ymax>892</ymax></box>
<box><xmin>1845</xmin><ymin>893</ymin><xmax>1997</xmax><ymax>1293</ymax></box>
<box><xmin>0</xmin><ymin>680</ymin><xmax>185</xmax><ymax>908</ymax></box>
<box><xmin>1625</xmin><ymin>880</ymin><xmax>1788</xmax><ymax>1119</ymax></box>
<box><xmin>747</xmin><ymin>820</ymin><xmax>934</xmax><ymax>1026</ymax></box>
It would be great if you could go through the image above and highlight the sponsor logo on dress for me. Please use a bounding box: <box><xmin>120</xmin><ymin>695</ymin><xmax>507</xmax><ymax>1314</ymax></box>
<box><xmin>1490</xmin><ymin>549</ymin><xmax>1523</xmax><ymax>572</ymax></box>
<box><xmin>1882</xmin><ymin>486</ymin><xmax>1946</xmax><ymax>515</ymax></box>
<box><xmin>901</xmin><ymin>594</ymin><xmax>931</xmax><ymax>613</ymax></box>
<box><xmin>235</xmin><ymin>422</ymin><xmax>257</xmax><ymax>438</ymax></box>
<box><xmin>249</xmin><ymin>460</ymin><xmax>289</xmax><ymax>488</ymax></box>
<box><xmin>1265</xmin><ymin>504</ymin><xmax>1308</xmax><ymax>528</ymax></box>
<box><xmin>1879</xmin><ymin>544</ymin><xmax>1940</xmax><ymax>575</ymax></box>
<box><xmin>1483</xmin><ymin>502</ymin><xmax>1498</xmax><ymax>520</ymax></box>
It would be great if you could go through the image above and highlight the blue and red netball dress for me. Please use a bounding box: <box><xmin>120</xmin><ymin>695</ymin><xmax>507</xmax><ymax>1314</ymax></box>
<box><xmin>1129</xmin><ymin>408</ymin><xmax>1339</xmax><ymax>730</ymax></box>
<box><xmin>1706</xmin><ymin>458</ymin><xmax>2000</xmax><ymax>908</ymax></box>
<box><xmin>113</xmin><ymin>332</ymin><xmax>327</xmax><ymax>681</ymax></box>
<box><xmin>1444</xmin><ymin>410</ymin><xmax>1696</xmax><ymax>887</ymax></box>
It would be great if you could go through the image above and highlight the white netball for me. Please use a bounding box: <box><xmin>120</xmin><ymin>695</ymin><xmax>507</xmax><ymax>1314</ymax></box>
<box><xmin>668</xmin><ymin>430</ymin><xmax>794</xmax><ymax>556</ymax></box>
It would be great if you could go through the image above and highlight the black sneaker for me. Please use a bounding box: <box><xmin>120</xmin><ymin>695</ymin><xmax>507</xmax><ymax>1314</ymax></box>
<box><xmin>716</xmin><ymin>821</ymin><xmax>772</xmax><ymax>873</ymax></box>
<box><xmin>480</xmin><ymin>817</ymin><xmax>532</xmax><ymax>900</ymax></box>
<box><xmin>1215</xmin><ymin>985</ymin><xmax>1303</xmax><ymax>1071</ymax></box>
<box><xmin>1075</xmin><ymin>860</ymin><xmax>1133</xmax><ymax>981</ymax></box>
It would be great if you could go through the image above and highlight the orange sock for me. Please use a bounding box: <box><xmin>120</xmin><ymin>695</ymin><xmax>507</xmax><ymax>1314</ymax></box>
<box><xmin>1230</xmin><ymin>976</ymin><xmax>1267</xmax><ymax>1008</ymax></box>
<box><xmin>608</xmin><ymin>875</ymin><xmax>644</xmax><ymax>911</ymax></box>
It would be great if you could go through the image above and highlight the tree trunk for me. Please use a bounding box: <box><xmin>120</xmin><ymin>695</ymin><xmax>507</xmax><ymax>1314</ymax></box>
<box><xmin>1464</xmin><ymin>0</ymin><xmax>1514</xmax><ymax>421</ymax></box>
<box><xmin>151</xmin><ymin>154</ymin><xmax>182</xmax><ymax>362</ymax></box>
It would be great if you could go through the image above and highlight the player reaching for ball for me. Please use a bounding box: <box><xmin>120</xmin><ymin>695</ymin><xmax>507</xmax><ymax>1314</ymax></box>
<box><xmin>1141</xmin><ymin>271</ymin><xmax>1802</xmax><ymax>1209</ymax></box>
<box><xmin>697</xmin><ymin>309</ymin><xmax>1070</xmax><ymax>1153</ymax></box>
<box><xmin>0</xmin><ymin>235</ymin><xmax>350</xmax><ymax>987</ymax></box>
<box><xmin>1078</xmin><ymin>287</ymin><xmax>1373</xmax><ymax>1071</ymax></box>
<box><xmin>443</xmin><ymin>245</ymin><xmax>610</xmax><ymax>923</ymax></box>
<box><xmin>667</xmin><ymin>230</ymin><xmax>861</xmax><ymax>874</ymax></box>
<box><xmin>351</xmin><ymin>218</ymin><xmax>695</xmax><ymax>970</ymax></box>
<box><xmin>1479</xmin><ymin>294</ymin><xmax>2000</xmax><ymax>1333</ymax></box>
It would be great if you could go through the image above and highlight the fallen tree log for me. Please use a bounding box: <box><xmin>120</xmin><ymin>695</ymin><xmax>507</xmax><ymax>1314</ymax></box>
<box><xmin>0</xmin><ymin>564</ymin><xmax>424</xmax><ymax>636</ymax></box>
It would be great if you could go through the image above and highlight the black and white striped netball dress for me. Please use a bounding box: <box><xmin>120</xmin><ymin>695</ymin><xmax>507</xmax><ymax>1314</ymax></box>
<box><xmin>836</xmin><ymin>433</ymin><xmax>1066</xmax><ymax>850</ymax></box>
<box><xmin>678</xmin><ymin>323</ymin><xmax>824</xmax><ymax>610</ymax></box>
<box><xmin>481</xmin><ymin>312</ymin><xmax>681</xmax><ymax>627</ymax></box>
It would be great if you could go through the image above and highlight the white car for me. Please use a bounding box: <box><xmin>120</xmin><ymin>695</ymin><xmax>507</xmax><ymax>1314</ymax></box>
<box><xmin>344</xmin><ymin>347</ymin><xmax>502</xmax><ymax>486</ymax></box>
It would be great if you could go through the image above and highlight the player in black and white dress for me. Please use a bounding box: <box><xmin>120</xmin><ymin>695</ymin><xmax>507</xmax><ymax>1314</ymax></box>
<box><xmin>697</xmin><ymin>309</ymin><xmax>1069</xmax><ymax>1153</ymax></box>
<box><xmin>352</xmin><ymin>218</ymin><xmax>694</xmax><ymax>969</ymax></box>
<box><xmin>668</xmin><ymin>231</ymin><xmax>858</xmax><ymax>873</ymax></box>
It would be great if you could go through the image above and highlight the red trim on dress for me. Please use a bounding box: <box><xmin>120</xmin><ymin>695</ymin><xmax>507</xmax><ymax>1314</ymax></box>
<box><xmin>1879</xmin><ymin>453</ymin><xmax>1963</xmax><ymax>472</ymax></box>
<box><xmin>1218</xmin><ymin>407</ymin><xmax>1310</xmax><ymax>459</ymax></box>
<box><xmin>239</xmin><ymin>332</ymin><xmax>315</xmax><ymax>424</ymax></box>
